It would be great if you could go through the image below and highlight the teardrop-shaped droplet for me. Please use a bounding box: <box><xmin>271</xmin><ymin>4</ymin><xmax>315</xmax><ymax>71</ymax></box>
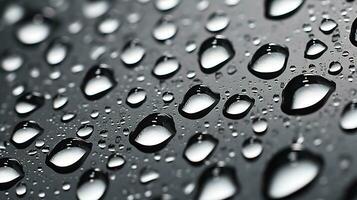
<box><xmin>248</xmin><ymin>43</ymin><xmax>289</xmax><ymax>79</ymax></box>
<box><xmin>183</xmin><ymin>133</ymin><xmax>218</xmax><ymax>165</ymax></box>
<box><xmin>76</xmin><ymin>124</ymin><xmax>94</xmax><ymax>139</ymax></box>
<box><xmin>0</xmin><ymin>158</ymin><xmax>24</xmax><ymax>190</ymax></box>
<box><xmin>265</xmin><ymin>0</ymin><xmax>305</xmax><ymax>19</ymax></box>
<box><xmin>241</xmin><ymin>137</ymin><xmax>263</xmax><ymax>160</ymax></box>
<box><xmin>139</xmin><ymin>168</ymin><xmax>160</xmax><ymax>184</ymax></box>
<box><xmin>152</xmin><ymin>55</ymin><xmax>180</xmax><ymax>79</ymax></box>
<box><xmin>179</xmin><ymin>85</ymin><xmax>220</xmax><ymax>119</ymax></box>
<box><xmin>281</xmin><ymin>74</ymin><xmax>336</xmax><ymax>115</ymax></box>
<box><xmin>11</xmin><ymin>121</ymin><xmax>43</xmax><ymax>149</ymax></box>
<box><xmin>319</xmin><ymin>18</ymin><xmax>337</xmax><ymax>34</ymax></box>
<box><xmin>195</xmin><ymin>165</ymin><xmax>240</xmax><ymax>200</ymax></box>
<box><xmin>126</xmin><ymin>87</ymin><xmax>147</xmax><ymax>108</ymax></box>
<box><xmin>263</xmin><ymin>146</ymin><xmax>323</xmax><ymax>199</ymax></box>
<box><xmin>15</xmin><ymin>15</ymin><xmax>53</xmax><ymax>45</ymax></box>
<box><xmin>46</xmin><ymin>138</ymin><xmax>92</xmax><ymax>173</ymax></box>
<box><xmin>152</xmin><ymin>17</ymin><xmax>178</xmax><ymax>42</ymax></box>
<box><xmin>15</xmin><ymin>92</ymin><xmax>45</xmax><ymax>117</ymax></box>
<box><xmin>0</xmin><ymin>52</ymin><xmax>23</xmax><ymax>72</ymax></box>
<box><xmin>198</xmin><ymin>36</ymin><xmax>235</xmax><ymax>73</ymax></box>
<box><xmin>53</xmin><ymin>94</ymin><xmax>68</xmax><ymax>110</ymax></box>
<box><xmin>154</xmin><ymin>0</ymin><xmax>180</xmax><ymax>11</ymax></box>
<box><xmin>120</xmin><ymin>40</ymin><xmax>145</xmax><ymax>66</ymax></box>
<box><xmin>82</xmin><ymin>0</ymin><xmax>110</xmax><ymax>19</ymax></box>
<box><xmin>80</xmin><ymin>65</ymin><xmax>117</xmax><ymax>100</ymax></box>
<box><xmin>45</xmin><ymin>38</ymin><xmax>70</xmax><ymax>66</ymax></box>
<box><xmin>304</xmin><ymin>39</ymin><xmax>327</xmax><ymax>59</ymax></box>
<box><xmin>339</xmin><ymin>101</ymin><xmax>357</xmax><ymax>132</ymax></box>
<box><xmin>76</xmin><ymin>169</ymin><xmax>108</xmax><ymax>200</ymax></box>
<box><xmin>107</xmin><ymin>154</ymin><xmax>125</xmax><ymax>170</ymax></box>
<box><xmin>350</xmin><ymin>17</ymin><xmax>357</xmax><ymax>47</ymax></box>
<box><xmin>205</xmin><ymin>11</ymin><xmax>230</xmax><ymax>32</ymax></box>
<box><xmin>223</xmin><ymin>94</ymin><xmax>254</xmax><ymax>119</ymax></box>
<box><xmin>129</xmin><ymin>113</ymin><xmax>176</xmax><ymax>153</ymax></box>
<box><xmin>328</xmin><ymin>61</ymin><xmax>342</xmax><ymax>75</ymax></box>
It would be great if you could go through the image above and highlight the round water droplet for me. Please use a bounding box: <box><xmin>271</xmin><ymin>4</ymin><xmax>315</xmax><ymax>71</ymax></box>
<box><xmin>107</xmin><ymin>154</ymin><xmax>125</xmax><ymax>170</ymax></box>
<box><xmin>129</xmin><ymin>113</ymin><xmax>176</xmax><ymax>153</ymax></box>
<box><xmin>16</xmin><ymin>15</ymin><xmax>52</xmax><ymax>45</ymax></box>
<box><xmin>328</xmin><ymin>61</ymin><xmax>342</xmax><ymax>75</ymax></box>
<box><xmin>1</xmin><ymin>52</ymin><xmax>23</xmax><ymax>72</ymax></box>
<box><xmin>319</xmin><ymin>18</ymin><xmax>337</xmax><ymax>34</ymax></box>
<box><xmin>76</xmin><ymin>169</ymin><xmax>108</xmax><ymax>200</ymax></box>
<box><xmin>152</xmin><ymin>55</ymin><xmax>180</xmax><ymax>79</ymax></box>
<box><xmin>154</xmin><ymin>0</ymin><xmax>180</xmax><ymax>11</ymax></box>
<box><xmin>126</xmin><ymin>87</ymin><xmax>147</xmax><ymax>108</ymax></box>
<box><xmin>82</xmin><ymin>0</ymin><xmax>110</xmax><ymax>19</ymax></box>
<box><xmin>195</xmin><ymin>165</ymin><xmax>239</xmax><ymax>200</ymax></box>
<box><xmin>223</xmin><ymin>94</ymin><xmax>254</xmax><ymax>119</ymax></box>
<box><xmin>46</xmin><ymin>138</ymin><xmax>92</xmax><ymax>173</ymax></box>
<box><xmin>339</xmin><ymin>102</ymin><xmax>357</xmax><ymax>132</ymax></box>
<box><xmin>265</xmin><ymin>0</ymin><xmax>305</xmax><ymax>19</ymax></box>
<box><xmin>0</xmin><ymin>158</ymin><xmax>24</xmax><ymax>190</ymax></box>
<box><xmin>15</xmin><ymin>182</ymin><xmax>27</xmax><ymax>196</ymax></box>
<box><xmin>241</xmin><ymin>137</ymin><xmax>263</xmax><ymax>160</ymax></box>
<box><xmin>205</xmin><ymin>11</ymin><xmax>230</xmax><ymax>32</ymax></box>
<box><xmin>120</xmin><ymin>40</ymin><xmax>145</xmax><ymax>66</ymax></box>
<box><xmin>15</xmin><ymin>92</ymin><xmax>45</xmax><ymax>117</ymax></box>
<box><xmin>248</xmin><ymin>43</ymin><xmax>289</xmax><ymax>79</ymax></box>
<box><xmin>252</xmin><ymin>118</ymin><xmax>268</xmax><ymax>134</ymax></box>
<box><xmin>162</xmin><ymin>92</ymin><xmax>174</xmax><ymax>103</ymax></box>
<box><xmin>281</xmin><ymin>74</ymin><xmax>336</xmax><ymax>115</ymax></box>
<box><xmin>179</xmin><ymin>85</ymin><xmax>220</xmax><ymax>119</ymax></box>
<box><xmin>152</xmin><ymin>17</ymin><xmax>178</xmax><ymax>42</ymax></box>
<box><xmin>80</xmin><ymin>65</ymin><xmax>117</xmax><ymax>100</ymax></box>
<box><xmin>263</xmin><ymin>147</ymin><xmax>323</xmax><ymax>199</ymax></box>
<box><xmin>76</xmin><ymin>124</ymin><xmax>94</xmax><ymax>139</ymax></box>
<box><xmin>304</xmin><ymin>39</ymin><xmax>327</xmax><ymax>59</ymax></box>
<box><xmin>11</xmin><ymin>121</ymin><xmax>43</xmax><ymax>149</ymax></box>
<box><xmin>198</xmin><ymin>36</ymin><xmax>235</xmax><ymax>73</ymax></box>
<box><xmin>97</xmin><ymin>17</ymin><xmax>120</xmax><ymax>35</ymax></box>
<box><xmin>45</xmin><ymin>38</ymin><xmax>70</xmax><ymax>66</ymax></box>
<box><xmin>2</xmin><ymin>4</ymin><xmax>24</xmax><ymax>25</ymax></box>
<box><xmin>53</xmin><ymin>94</ymin><xmax>68</xmax><ymax>110</ymax></box>
<box><xmin>183</xmin><ymin>133</ymin><xmax>218</xmax><ymax>165</ymax></box>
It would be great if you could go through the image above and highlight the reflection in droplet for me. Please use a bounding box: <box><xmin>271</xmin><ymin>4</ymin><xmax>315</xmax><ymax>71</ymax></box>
<box><xmin>76</xmin><ymin>169</ymin><xmax>108</xmax><ymax>200</ymax></box>
<box><xmin>328</xmin><ymin>61</ymin><xmax>342</xmax><ymax>75</ymax></box>
<box><xmin>183</xmin><ymin>133</ymin><xmax>218</xmax><ymax>165</ymax></box>
<box><xmin>0</xmin><ymin>158</ymin><xmax>24</xmax><ymax>190</ymax></box>
<box><xmin>11</xmin><ymin>121</ymin><xmax>43</xmax><ymax>149</ymax></box>
<box><xmin>120</xmin><ymin>40</ymin><xmax>145</xmax><ymax>66</ymax></box>
<box><xmin>152</xmin><ymin>55</ymin><xmax>180</xmax><ymax>79</ymax></box>
<box><xmin>304</xmin><ymin>39</ymin><xmax>327</xmax><ymax>59</ymax></box>
<box><xmin>76</xmin><ymin>124</ymin><xmax>94</xmax><ymax>139</ymax></box>
<box><xmin>223</xmin><ymin>94</ymin><xmax>254</xmax><ymax>119</ymax></box>
<box><xmin>265</xmin><ymin>0</ymin><xmax>305</xmax><ymax>19</ymax></box>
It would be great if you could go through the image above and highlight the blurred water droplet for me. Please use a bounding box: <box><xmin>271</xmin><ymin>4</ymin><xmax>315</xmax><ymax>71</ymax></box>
<box><xmin>154</xmin><ymin>0</ymin><xmax>180</xmax><ymax>11</ymax></box>
<box><xmin>1</xmin><ymin>52</ymin><xmax>23</xmax><ymax>72</ymax></box>
<box><xmin>223</xmin><ymin>94</ymin><xmax>254</xmax><ymax>119</ymax></box>
<box><xmin>140</xmin><ymin>168</ymin><xmax>160</xmax><ymax>184</ymax></box>
<box><xmin>15</xmin><ymin>92</ymin><xmax>45</xmax><ymax>116</ymax></box>
<box><xmin>350</xmin><ymin>17</ymin><xmax>357</xmax><ymax>47</ymax></box>
<box><xmin>304</xmin><ymin>39</ymin><xmax>327</xmax><ymax>59</ymax></box>
<box><xmin>0</xmin><ymin>158</ymin><xmax>24</xmax><ymax>190</ymax></box>
<box><xmin>16</xmin><ymin>15</ymin><xmax>52</xmax><ymax>45</ymax></box>
<box><xmin>205</xmin><ymin>11</ymin><xmax>230</xmax><ymax>32</ymax></box>
<box><xmin>97</xmin><ymin>17</ymin><xmax>120</xmax><ymax>35</ymax></box>
<box><xmin>126</xmin><ymin>87</ymin><xmax>147</xmax><ymax>108</ymax></box>
<box><xmin>265</xmin><ymin>0</ymin><xmax>305</xmax><ymax>19</ymax></box>
<box><xmin>241</xmin><ymin>137</ymin><xmax>263</xmax><ymax>160</ymax></box>
<box><xmin>45</xmin><ymin>38</ymin><xmax>70</xmax><ymax>66</ymax></box>
<box><xmin>152</xmin><ymin>17</ymin><xmax>178</xmax><ymax>42</ymax></box>
<box><xmin>183</xmin><ymin>133</ymin><xmax>218</xmax><ymax>165</ymax></box>
<box><xmin>120</xmin><ymin>40</ymin><xmax>145</xmax><ymax>66</ymax></box>
<box><xmin>82</xmin><ymin>0</ymin><xmax>110</xmax><ymax>19</ymax></box>
<box><xmin>340</xmin><ymin>102</ymin><xmax>357</xmax><ymax>132</ymax></box>
<box><xmin>76</xmin><ymin>169</ymin><xmax>108</xmax><ymax>200</ymax></box>
<box><xmin>11</xmin><ymin>121</ymin><xmax>43</xmax><ymax>149</ymax></box>
<box><xmin>2</xmin><ymin>4</ymin><xmax>24</xmax><ymax>25</ymax></box>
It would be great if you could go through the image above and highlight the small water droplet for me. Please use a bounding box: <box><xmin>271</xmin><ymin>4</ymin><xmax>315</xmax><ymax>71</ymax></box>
<box><xmin>183</xmin><ymin>133</ymin><xmax>218</xmax><ymax>165</ymax></box>
<box><xmin>319</xmin><ymin>18</ymin><xmax>337</xmax><ymax>34</ymax></box>
<box><xmin>15</xmin><ymin>92</ymin><xmax>45</xmax><ymax>116</ymax></box>
<box><xmin>139</xmin><ymin>168</ymin><xmax>160</xmax><ymax>184</ymax></box>
<box><xmin>339</xmin><ymin>101</ymin><xmax>357</xmax><ymax>132</ymax></box>
<box><xmin>223</xmin><ymin>94</ymin><xmax>254</xmax><ymax>119</ymax></box>
<box><xmin>152</xmin><ymin>17</ymin><xmax>178</xmax><ymax>42</ymax></box>
<box><xmin>1</xmin><ymin>52</ymin><xmax>23</xmax><ymax>72</ymax></box>
<box><xmin>76</xmin><ymin>124</ymin><xmax>94</xmax><ymax>139</ymax></box>
<box><xmin>107</xmin><ymin>154</ymin><xmax>125</xmax><ymax>170</ymax></box>
<box><xmin>120</xmin><ymin>40</ymin><xmax>145</xmax><ymax>66</ymax></box>
<box><xmin>328</xmin><ymin>61</ymin><xmax>342</xmax><ymax>75</ymax></box>
<box><xmin>252</xmin><ymin>118</ymin><xmax>268</xmax><ymax>134</ymax></box>
<box><xmin>126</xmin><ymin>87</ymin><xmax>147</xmax><ymax>108</ymax></box>
<box><xmin>11</xmin><ymin>121</ymin><xmax>43</xmax><ymax>149</ymax></box>
<box><xmin>152</xmin><ymin>55</ymin><xmax>180</xmax><ymax>79</ymax></box>
<box><xmin>265</xmin><ymin>0</ymin><xmax>305</xmax><ymax>19</ymax></box>
<box><xmin>304</xmin><ymin>39</ymin><xmax>327</xmax><ymax>59</ymax></box>
<box><xmin>82</xmin><ymin>0</ymin><xmax>110</xmax><ymax>19</ymax></box>
<box><xmin>241</xmin><ymin>137</ymin><xmax>263</xmax><ymax>160</ymax></box>
<box><xmin>53</xmin><ymin>94</ymin><xmax>68</xmax><ymax>110</ymax></box>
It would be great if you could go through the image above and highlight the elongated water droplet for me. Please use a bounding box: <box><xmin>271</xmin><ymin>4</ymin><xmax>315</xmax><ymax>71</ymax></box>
<box><xmin>281</xmin><ymin>74</ymin><xmax>336</xmax><ymax>115</ymax></box>
<box><xmin>195</xmin><ymin>165</ymin><xmax>239</xmax><ymax>200</ymax></box>
<box><xmin>304</xmin><ymin>39</ymin><xmax>327</xmax><ymax>59</ymax></box>
<box><xmin>205</xmin><ymin>11</ymin><xmax>230</xmax><ymax>32</ymax></box>
<box><xmin>319</xmin><ymin>18</ymin><xmax>337</xmax><ymax>34</ymax></box>
<box><xmin>80</xmin><ymin>65</ymin><xmax>117</xmax><ymax>100</ymax></box>
<box><xmin>82</xmin><ymin>0</ymin><xmax>110</xmax><ymax>19</ymax></box>
<box><xmin>223</xmin><ymin>94</ymin><xmax>254</xmax><ymax>119</ymax></box>
<box><xmin>11</xmin><ymin>121</ymin><xmax>43</xmax><ymax>149</ymax></box>
<box><xmin>328</xmin><ymin>61</ymin><xmax>342</xmax><ymax>75</ymax></box>
<box><xmin>76</xmin><ymin>124</ymin><xmax>94</xmax><ymax>139</ymax></box>
<box><xmin>76</xmin><ymin>169</ymin><xmax>108</xmax><ymax>200</ymax></box>
<box><xmin>129</xmin><ymin>113</ymin><xmax>176</xmax><ymax>153</ymax></box>
<box><xmin>15</xmin><ymin>92</ymin><xmax>45</xmax><ymax>116</ymax></box>
<box><xmin>179</xmin><ymin>85</ymin><xmax>220</xmax><ymax>119</ymax></box>
<box><xmin>241</xmin><ymin>137</ymin><xmax>263</xmax><ymax>160</ymax></box>
<box><xmin>107</xmin><ymin>154</ymin><xmax>125</xmax><ymax>170</ymax></box>
<box><xmin>265</xmin><ymin>0</ymin><xmax>305</xmax><ymax>19</ymax></box>
<box><xmin>2</xmin><ymin>4</ymin><xmax>24</xmax><ymax>25</ymax></box>
<box><xmin>46</xmin><ymin>138</ymin><xmax>92</xmax><ymax>173</ymax></box>
<box><xmin>126</xmin><ymin>87</ymin><xmax>147</xmax><ymax>108</ymax></box>
<box><xmin>120</xmin><ymin>40</ymin><xmax>145</xmax><ymax>66</ymax></box>
<box><xmin>183</xmin><ymin>133</ymin><xmax>218</xmax><ymax>165</ymax></box>
<box><xmin>0</xmin><ymin>158</ymin><xmax>24</xmax><ymax>190</ymax></box>
<box><xmin>139</xmin><ymin>168</ymin><xmax>160</xmax><ymax>184</ymax></box>
<box><xmin>152</xmin><ymin>55</ymin><xmax>180</xmax><ymax>79</ymax></box>
<box><xmin>263</xmin><ymin>146</ymin><xmax>323</xmax><ymax>199</ymax></box>
<box><xmin>53</xmin><ymin>94</ymin><xmax>68</xmax><ymax>110</ymax></box>
<box><xmin>198</xmin><ymin>36</ymin><xmax>235</xmax><ymax>73</ymax></box>
<box><xmin>339</xmin><ymin>101</ymin><xmax>357</xmax><ymax>132</ymax></box>
<box><xmin>97</xmin><ymin>17</ymin><xmax>120</xmax><ymax>35</ymax></box>
<box><xmin>350</xmin><ymin>17</ymin><xmax>357</xmax><ymax>47</ymax></box>
<box><xmin>45</xmin><ymin>38</ymin><xmax>70</xmax><ymax>66</ymax></box>
<box><xmin>1</xmin><ymin>52</ymin><xmax>23</xmax><ymax>72</ymax></box>
<box><xmin>16</xmin><ymin>15</ymin><xmax>52</xmax><ymax>45</ymax></box>
<box><xmin>248</xmin><ymin>43</ymin><xmax>289</xmax><ymax>79</ymax></box>
<box><xmin>154</xmin><ymin>0</ymin><xmax>180</xmax><ymax>11</ymax></box>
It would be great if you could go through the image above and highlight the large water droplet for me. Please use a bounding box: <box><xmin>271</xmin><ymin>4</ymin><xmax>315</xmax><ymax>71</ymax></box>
<box><xmin>152</xmin><ymin>55</ymin><xmax>180</xmax><ymax>79</ymax></box>
<box><xmin>120</xmin><ymin>40</ymin><xmax>145</xmax><ymax>66</ymax></box>
<box><xmin>263</xmin><ymin>146</ymin><xmax>323</xmax><ymax>199</ymax></box>
<box><xmin>129</xmin><ymin>113</ymin><xmax>176</xmax><ymax>153</ymax></box>
<box><xmin>304</xmin><ymin>39</ymin><xmax>327</xmax><ymax>59</ymax></box>
<box><xmin>223</xmin><ymin>94</ymin><xmax>254</xmax><ymax>119</ymax></box>
<box><xmin>339</xmin><ymin>102</ymin><xmax>357</xmax><ymax>132</ymax></box>
<box><xmin>46</xmin><ymin>138</ymin><xmax>92</xmax><ymax>173</ymax></box>
<box><xmin>198</xmin><ymin>36</ymin><xmax>235</xmax><ymax>73</ymax></box>
<box><xmin>265</xmin><ymin>0</ymin><xmax>305</xmax><ymax>19</ymax></box>
<box><xmin>319</xmin><ymin>18</ymin><xmax>337</xmax><ymax>34</ymax></box>
<box><xmin>195</xmin><ymin>165</ymin><xmax>239</xmax><ymax>200</ymax></box>
<box><xmin>76</xmin><ymin>169</ymin><xmax>108</xmax><ymax>200</ymax></box>
<box><xmin>11</xmin><ymin>121</ymin><xmax>43</xmax><ymax>149</ymax></box>
<box><xmin>45</xmin><ymin>38</ymin><xmax>70</xmax><ymax>66</ymax></box>
<box><xmin>183</xmin><ymin>133</ymin><xmax>218</xmax><ymax>165</ymax></box>
<box><xmin>248</xmin><ymin>43</ymin><xmax>289</xmax><ymax>79</ymax></box>
<box><xmin>15</xmin><ymin>92</ymin><xmax>45</xmax><ymax>116</ymax></box>
<box><xmin>16</xmin><ymin>15</ymin><xmax>52</xmax><ymax>45</ymax></box>
<box><xmin>281</xmin><ymin>74</ymin><xmax>336</xmax><ymax>115</ymax></box>
<box><xmin>205</xmin><ymin>11</ymin><xmax>230</xmax><ymax>33</ymax></box>
<box><xmin>126</xmin><ymin>87</ymin><xmax>147</xmax><ymax>108</ymax></box>
<box><xmin>80</xmin><ymin>65</ymin><xmax>117</xmax><ymax>100</ymax></box>
<box><xmin>0</xmin><ymin>158</ymin><xmax>24</xmax><ymax>190</ymax></box>
<box><xmin>179</xmin><ymin>85</ymin><xmax>220</xmax><ymax>119</ymax></box>
<box><xmin>152</xmin><ymin>17</ymin><xmax>178</xmax><ymax>42</ymax></box>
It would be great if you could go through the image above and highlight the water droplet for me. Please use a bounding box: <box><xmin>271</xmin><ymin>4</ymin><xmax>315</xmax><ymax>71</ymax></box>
<box><xmin>46</xmin><ymin>138</ymin><xmax>92</xmax><ymax>173</ymax></box>
<box><xmin>252</xmin><ymin>118</ymin><xmax>268</xmax><ymax>134</ymax></box>
<box><xmin>76</xmin><ymin>125</ymin><xmax>94</xmax><ymax>139</ymax></box>
<box><xmin>198</xmin><ymin>36</ymin><xmax>235</xmax><ymax>73</ymax></box>
<box><xmin>350</xmin><ymin>17</ymin><xmax>357</xmax><ymax>47</ymax></box>
<box><xmin>179</xmin><ymin>85</ymin><xmax>220</xmax><ymax>119</ymax></box>
<box><xmin>2</xmin><ymin>4</ymin><xmax>24</xmax><ymax>25</ymax></box>
<box><xmin>281</xmin><ymin>74</ymin><xmax>336</xmax><ymax>115</ymax></box>
<box><xmin>154</xmin><ymin>0</ymin><xmax>180</xmax><ymax>11</ymax></box>
<box><xmin>1</xmin><ymin>52</ymin><xmax>23</xmax><ymax>72</ymax></box>
<box><xmin>241</xmin><ymin>137</ymin><xmax>263</xmax><ymax>160</ymax></box>
<box><xmin>304</xmin><ymin>39</ymin><xmax>327</xmax><ymax>59</ymax></box>
<box><xmin>223</xmin><ymin>94</ymin><xmax>254</xmax><ymax>119</ymax></box>
<box><xmin>80</xmin><ymin>65</ymin><xmax>117</xmax><ymax>100</ymax></box>
<box><xmin>11</xmin><ymin>121</ymin><xmax>43</xmax><ymax>149</ymax></box>
<box><xmin>328</xmin><ymin>61</ymin><xmax>342</xmax><ymax>75</ymax></box>
<box><xmin>263</xmin><ymin>147</ymin><xmax>323</xmax><ymax>199</ymax></box>
<box><xmin>76</xmin><ymin>169</ymin><xmax>108</xmax><ymax>200</ymax></box>
<box><xmin>120</xmin><ymin>40</ymin><xmax>145</xmax><ymax>66</ymax></box>
<box><xmin>82</xmin><ymin>0</ymin><xmax>110</xmax><ymax>19</ymax></box>
<box><xmin>205</xmin><ymin>11</ymin><xmax>230</xmax><ymax>32</ymax></box>
<box><xmin>126</xmin><ymin>87</ymin><xmax>147</xmax><ymax>108</ymax></box>
<box><xmin>129</xmin><ymin>113</ymin><xmax>176</xmax><ymax>153</ymax></box>
<box><xmin>248</xmin><ymin>43</ymin><xmax>289</xmax><ymax>79</ymax></box>
<box><xmin>0</xmin><ymin>158</ymin><xmax>24</xmax><ymax>190</ymax></box>
<box><xmin>152</xmin><ymin>17</ymin><xmax>178</xmax><ymax>42</ymax></box>
<box><xmin>183</xmin><ymin>133</ymin><xmax>218</xmax><ymax>165</ymax></box>
<box><xmin>15</xmin><ymin>92</ymin><xmax>45</xmax><ymax>116</ymax></box>
<box><xmin>15</xmin><ymin>182</ymin><xmax>27</xmax><ymax>196</ymax></box>
<box><xmin>265</xmin><ymin>0</ymin><xmax>305</xmax><ymax>19</ymax></box>
<box><xmin>319</xmin><ymin>18</ymin><xmax>337</xmax><ymax>34</ymax></box>
<box><xmin>339</xmin><ymin>101</ymin><xmax>357</xmax><ymax>132</ymax></box>
<box><xmin>53</xmin><ymin>94</ymin><xmax>68</xmax><ymax>110</ymax></box>
<box><xmin>152</xmin><ymin>55</ymin><xmax>180</xmax><ymax>79</ymax></box>
<box><xmin>107</xmin><ymin>154</ymin><xmax>125</xmax><ymax>170</ymax></box>
<box><xmin>97</xmin><ymin>17</ymin><xmax>120</xmax><ymax>35</ymax></box>
<box><xmin>195</xmin><ymin>165</ymin><xmax>239</xmax><ymax>200</ymax></box>
<box><xmin>139</xmin><ymin>168</ymin><xmax>160</xmax><ymax>184</ymax></box>
<box><xmin>45</xmin><ymin>38</ymin><xmax>70</xmax><ymax>66</ymax></box>
<box><xmin>16</xmin><ymin>15</ymin><xmax>52</xmax><ymax>45</ymax></box>
<box><xmin>162</xmin><ymin>92</ymin><xmax>174</xmax><ymax>103</ymax></box>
